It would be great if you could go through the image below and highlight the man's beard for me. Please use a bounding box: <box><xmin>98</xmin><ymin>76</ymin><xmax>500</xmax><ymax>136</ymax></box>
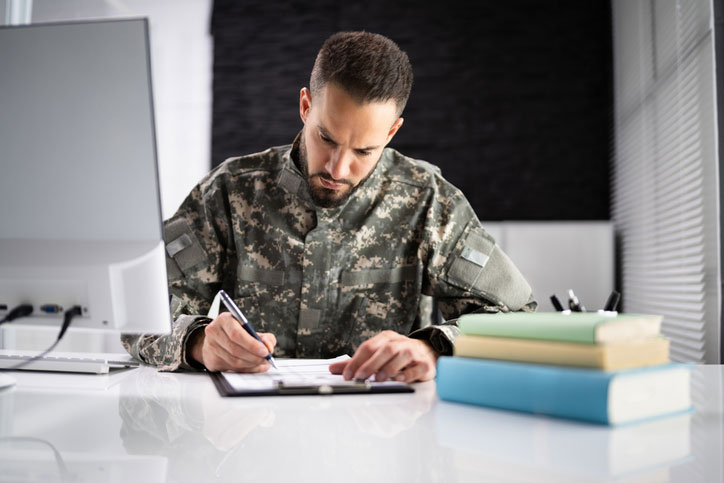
<box><xmin>298</xmin><ymin>133</ymin><xmax>379</xmax><ymax>209</ymax></box>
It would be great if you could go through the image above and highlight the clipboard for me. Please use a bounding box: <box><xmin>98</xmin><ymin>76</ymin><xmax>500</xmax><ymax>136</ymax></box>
<box><xmin>209</xmin><ymin>356</ymin><xmax>414</xmax><ymax>397</ymax></box>
<box><xmin>211</xmin><ymin>372</ymin><xmax>414</xmax><ymax>397</ymax></box>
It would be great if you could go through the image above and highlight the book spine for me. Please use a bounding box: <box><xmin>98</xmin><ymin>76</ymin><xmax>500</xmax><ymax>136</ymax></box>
<box><xmin>453</xmin><ymin>335</ymin><xmax>606</xmax><ymax>368</ymax></box>
<box><xmin>453</xmin><ymin>335</ymin><xmax>670</xmax><ymax>370</ymax></box>
<box><xmin>436</xmin><ymin>357</ymin><xmax>613</xmax><ymax>424</ymax></box>
<box><xmin>458</xmin><ymin>317</ymin><xmax>596</xmax><ymax>343</ymax></box>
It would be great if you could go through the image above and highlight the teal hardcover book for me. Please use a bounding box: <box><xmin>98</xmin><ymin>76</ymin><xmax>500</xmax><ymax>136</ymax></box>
<box><xmin>436</xmin><ymin>357</ymin><xmax>692</xmax><ymax>425</ymax></box>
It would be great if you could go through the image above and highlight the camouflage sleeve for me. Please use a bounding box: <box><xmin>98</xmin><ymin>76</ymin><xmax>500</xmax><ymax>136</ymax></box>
<box><xmin>121</xmin><ymin>315</ymin><xmax>211</xmax><ymax>371</ymax></box>
<box><xmin>121</xmin><ymin>176</ymin><xmax>232</xmax><ymax>371</ymax></box>
<box><xmin>409</xmin><ymin>183</ymin><xmax>536</xmax><ymax>354</ymax></box>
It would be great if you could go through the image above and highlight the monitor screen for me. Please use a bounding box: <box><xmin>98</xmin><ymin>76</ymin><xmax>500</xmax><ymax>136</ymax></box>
<box><xmin>0</xmin><ymin>19</ymin><xmax>171</xmax><ymax>334</ymax></box>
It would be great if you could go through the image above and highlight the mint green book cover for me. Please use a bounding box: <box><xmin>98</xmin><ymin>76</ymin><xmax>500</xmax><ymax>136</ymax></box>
<box><xmin>457</xmin><ymin>312</ymin><xmax>661</xmax><ymax>344</ymax></box>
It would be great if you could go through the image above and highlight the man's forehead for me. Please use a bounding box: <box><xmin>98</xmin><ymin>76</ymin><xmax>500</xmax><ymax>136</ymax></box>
<box><xmin>314</xmin><ymin>84</ymin><xmax>398</xmax><ymax>128</ymax></box>
<box><xmin>314</xmin><ymin>81</ymin><xmax>398</xmax><ymax>112</ymax></box>
<box><xmin>315</xmin><ymin>122</ymin><xmax>383</xmax><ymax>151</ymax></box>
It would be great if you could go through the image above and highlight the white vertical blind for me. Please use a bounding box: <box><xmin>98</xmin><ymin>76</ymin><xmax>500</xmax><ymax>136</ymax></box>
<box><xmin>612</xmin><ymin>0</ymin><xmax>721</xmax><ymax>363</ymax></box>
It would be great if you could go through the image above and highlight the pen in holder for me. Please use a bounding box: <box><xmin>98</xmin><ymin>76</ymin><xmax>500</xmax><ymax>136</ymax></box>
<box><xmin>549</xmin><ymin>289</ymin><xmax>621</xmax><ymax>315</ymax></box>
<box><xmin>603</xmin><ymin>290</ymin><xmax>621</xmax><ymax>312</ymax></box>
<box><xmin>549</xmin><ymin>295</ymin><xmax>564</xmax><ymax>311</ymax></box>
<box><xmin>567</xmin><ymin>289</ymin><xmax>585</xmax><ymax>312</ymax></box>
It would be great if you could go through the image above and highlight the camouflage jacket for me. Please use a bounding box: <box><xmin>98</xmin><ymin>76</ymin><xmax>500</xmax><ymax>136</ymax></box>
<box><xmin>122</xmin><ymin>137</ymin><xmax>535</xmax><ymax>371</ymax></box>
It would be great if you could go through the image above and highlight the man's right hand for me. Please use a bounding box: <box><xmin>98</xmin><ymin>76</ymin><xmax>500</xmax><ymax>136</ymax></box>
<box><xmin>187</xmin><ymin>312</ymin><xmax>276</xmax><ymax>372</ymax></box>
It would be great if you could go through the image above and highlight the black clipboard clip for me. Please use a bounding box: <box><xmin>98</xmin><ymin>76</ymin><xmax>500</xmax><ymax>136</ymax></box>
<box><xmin>276</xmin><ymin>379</ymin><xmax>372</xmax><ymax>395</ymax></box>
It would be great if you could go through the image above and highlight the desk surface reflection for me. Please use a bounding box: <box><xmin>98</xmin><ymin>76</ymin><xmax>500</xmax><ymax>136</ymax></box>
<box><xmin>1</xmin><ymin>365</ymin><xmax>722</xmax><ymax>482</ymax></box>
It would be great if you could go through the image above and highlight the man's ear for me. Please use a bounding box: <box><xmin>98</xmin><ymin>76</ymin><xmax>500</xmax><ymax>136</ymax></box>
<box><xmin>385</xmin><ymin>117</ymin><xmax>404</xmax><ymax>143</ymax></box>
<box><xmin>299</xmin><ymin>87</ymin><xmax>312</xmax><ymax>124</ymax></box>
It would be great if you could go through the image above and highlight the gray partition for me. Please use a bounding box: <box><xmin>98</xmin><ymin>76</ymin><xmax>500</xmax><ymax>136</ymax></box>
<box><xmin>482</xmin><ymin>221</ymin><xmax>614</xmax><ymax>313</ymax></box>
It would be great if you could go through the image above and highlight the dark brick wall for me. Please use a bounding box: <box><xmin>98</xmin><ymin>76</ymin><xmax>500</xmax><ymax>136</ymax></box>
<box><xmin>211</xmin><ymin>0</ymin><xmax>612</xmax><ymax>220</ymax></box>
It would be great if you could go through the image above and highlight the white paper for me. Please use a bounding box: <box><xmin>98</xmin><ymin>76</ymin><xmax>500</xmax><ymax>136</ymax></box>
<box><xmin>206</xmin><ymin>291</ymin><xmax>222</xmax><ymax>319</ymax></box>
<box><xmin>221</xmin><ymin>355</ymin><xmax>352</xmax><ymax>391</ymax></box>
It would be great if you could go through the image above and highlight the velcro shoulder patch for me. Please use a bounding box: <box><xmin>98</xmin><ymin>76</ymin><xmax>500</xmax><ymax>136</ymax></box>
<box><xmin>164</xmin><ymin>217</ymin><xmax>209</xmax><ymax>275</ymax></box>
<box><xmin>459</xmin><ymin>231</ymin><xmax>492</xmax><ymax>268</ymax></box>
<box><xmin>447</xmin><ymin>228</ymin><xmax>531</xmax><ymax>310</ymax></box>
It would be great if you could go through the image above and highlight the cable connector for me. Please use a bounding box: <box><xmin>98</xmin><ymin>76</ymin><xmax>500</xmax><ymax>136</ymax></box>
<box><xmin>0</xmin><ymin>304</ymin><xmax>33</xmax><ymax>325</ymax></box>
<box><xmin>57</xmin><ymin>306</ymin><xmax>82</xmax><ymax>341</ymax></box>
<box><xmin>0</xmin><ymin>305</ymin><xmax>83</xmax><ymax>372</ymax></box>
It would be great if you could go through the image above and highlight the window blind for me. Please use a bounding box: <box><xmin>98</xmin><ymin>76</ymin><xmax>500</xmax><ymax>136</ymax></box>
<box><xmin>611</xmin><ymin>0</ymin><xmax>721</xmax><ymax>363</ymax></box>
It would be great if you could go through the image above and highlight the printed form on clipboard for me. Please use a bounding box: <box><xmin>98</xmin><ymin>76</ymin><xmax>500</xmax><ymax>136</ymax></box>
<box><xmin>211</xmin><ymin>355</ymin><xmax>414</xmax><ymax>396</ymax></box>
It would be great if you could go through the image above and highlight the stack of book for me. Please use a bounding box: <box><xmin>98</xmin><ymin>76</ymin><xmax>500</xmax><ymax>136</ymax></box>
<box><xmin>436</xmin><ymin>312</ymin><xmax>693</xmax><ymax>425</ymax></box>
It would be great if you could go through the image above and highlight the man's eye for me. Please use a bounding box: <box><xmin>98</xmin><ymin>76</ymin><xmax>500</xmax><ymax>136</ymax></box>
<box><xmin>320</xmin><ymin>135</ymin><xmax>335</xmax><ymax>145</ymax></box>
<box><xmin>356</xmin><ymin>150</ymin><xmax>371</xmax><ymax>157</ymax></box>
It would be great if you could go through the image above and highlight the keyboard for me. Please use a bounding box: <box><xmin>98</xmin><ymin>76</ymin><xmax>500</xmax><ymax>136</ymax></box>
<box><xmin>0</xmin><ymin>350</ymin><xmax>140</xmax><ymax>374</ymax></box>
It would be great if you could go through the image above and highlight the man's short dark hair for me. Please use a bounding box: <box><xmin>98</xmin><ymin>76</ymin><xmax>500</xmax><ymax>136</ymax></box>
<box><xmin>310</xmin><ymin>31</ymin><xmax>413</xmax><ymax>116</ymax></box>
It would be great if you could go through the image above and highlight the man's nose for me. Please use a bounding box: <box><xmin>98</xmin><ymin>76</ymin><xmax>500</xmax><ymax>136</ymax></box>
<box><xmin>325</xmin><ymin>149</ymin><xmax>352</xmax><ymax>181</ymax></box>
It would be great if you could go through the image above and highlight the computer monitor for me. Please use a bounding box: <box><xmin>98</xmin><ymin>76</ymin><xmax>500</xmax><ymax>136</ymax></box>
<box><xmin>0</xmin><ymin>19</ymin><xmax>171</xmax><ymax>335</ymax></box>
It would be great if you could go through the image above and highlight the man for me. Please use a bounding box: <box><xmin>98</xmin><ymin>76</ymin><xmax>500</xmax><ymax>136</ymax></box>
<box><xmin>122</xmin><ymin>31</ymin><xmax>535</xmax><ymax>382</ymax></box>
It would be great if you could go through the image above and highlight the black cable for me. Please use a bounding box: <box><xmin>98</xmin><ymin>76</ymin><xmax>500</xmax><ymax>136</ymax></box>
<box><xmin>56</xmin><ymin>305</ymin><xmax>81</xmax><ymax>341</ymax></box>
<box><xmin>0</xmin><ymin>304</ymin><xmax>33</xmax><ymax>325</ymax></box>
<box><xmin>0</xmin><ymin>305</ymin><xmax>82</xmax><ymax>371</ymax></box>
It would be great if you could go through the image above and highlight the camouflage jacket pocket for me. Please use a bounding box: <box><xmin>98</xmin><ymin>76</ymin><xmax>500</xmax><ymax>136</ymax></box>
<box><xmin>339</xmin><ymin>266</ymin><xmax>419</xmax><ymax>350</ymax></box>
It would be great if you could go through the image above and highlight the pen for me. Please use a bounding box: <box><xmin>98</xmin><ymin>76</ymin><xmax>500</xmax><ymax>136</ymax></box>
<box><xmin>567</xmin><ymin>289</ymin><xmax>585</xmax><ymax>312</ymax></box>
<box><xmin>603</xmin><ymin>290</ymin><xmax>621</xmax><ymax>312</ymax></box>
<box><xmin>218</xmin><ymin>289</ymin><xmax>278</xmax><ymax>369</ymax></box>
<box><xmin>550</xmin><ymin>294</ymin><xmax>564</xmax><ymax>312</ymax></box>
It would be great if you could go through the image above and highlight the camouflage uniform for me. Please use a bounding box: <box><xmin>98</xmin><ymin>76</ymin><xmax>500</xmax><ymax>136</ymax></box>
<box><xmin>122</xmin><ymin>135</ymin><xmax>535</xmax><ymax>371</ymax></box>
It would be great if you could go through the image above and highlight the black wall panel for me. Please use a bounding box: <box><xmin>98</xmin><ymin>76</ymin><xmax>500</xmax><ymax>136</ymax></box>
<box><xmin>211</xmin><ymin>0</ymin><xmax>612</xmax><ymax>220</ymax></box>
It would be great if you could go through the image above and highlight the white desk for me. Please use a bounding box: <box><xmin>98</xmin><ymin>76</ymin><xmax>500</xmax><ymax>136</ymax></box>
<box><xmin>0</xmin><ymin>365</ymin><xmax>722</xmax><ymax>482</ymax></box>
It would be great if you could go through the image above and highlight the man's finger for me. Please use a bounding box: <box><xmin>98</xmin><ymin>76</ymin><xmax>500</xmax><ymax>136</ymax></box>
<box><xmin>374</xmin><ymin>351</ymin><xmax>410</xmax><ymax>382</ymax></box>
<box><xmin>329</xmin><ymin>360</ymin><xmax>349</xmax><ymax>374</ymax></box>
<box><xmin>342</xmin><ymin>331</ymin><xmax>399</xmax><ymax>379</ymax></box>
<box><xmin>205</xmin><ymin>318</ymin><xmax>267</xmax><ymax>366</ymax></box>
<box><xmin>259</xmin><ymin>332</ymin><xmax>277</xmax><ymax>354</ymax></box>
<box><xmin>203</xmin><ymin>340</ymin><xmax>243</xmax><ymax>372</ymax></box>
<box><xmin>208</xmin><ymin>337</ymin><xmax>262</xmax><ymax>366</ymax></box>
<box><xmin>396</xmin><ymin>361</ymin><xmax>436</xmax><ymax>383</ymax></box>
<box><xmin>207</xmin><ymin>339</ymin><xmax>270</xmax><ymax>373</ymax></box>
<box><xmin>353</xmin><ymin>342</ymin><xmax>398</xmax><ymax>380</ymax></box>
<box><xmin>219</xmin><ymin>315</ymin><xmax>270</xmax><ymax>358</ymax></box>
<box><xmin>243</xmin><ymin>361</ymin><xmax>272</xmax><ymax>373</ymax></box>
<box><xmin>342</xmin><ymin>339</ymin><xmax>381</xmax><ymax>379</ymax></box>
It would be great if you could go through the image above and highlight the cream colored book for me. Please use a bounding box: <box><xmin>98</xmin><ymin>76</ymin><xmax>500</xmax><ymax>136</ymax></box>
<box><xmin>453</xmin><ymin>335</ymin><xmax>670</xmax><ymax>370</ymax></box>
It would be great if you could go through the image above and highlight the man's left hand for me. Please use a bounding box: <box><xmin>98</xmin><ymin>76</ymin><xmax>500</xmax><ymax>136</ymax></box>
<box><xmin>329</xmin><ymin>331</ymin><xmax>439</xmax><ymax>383</ymax></box>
